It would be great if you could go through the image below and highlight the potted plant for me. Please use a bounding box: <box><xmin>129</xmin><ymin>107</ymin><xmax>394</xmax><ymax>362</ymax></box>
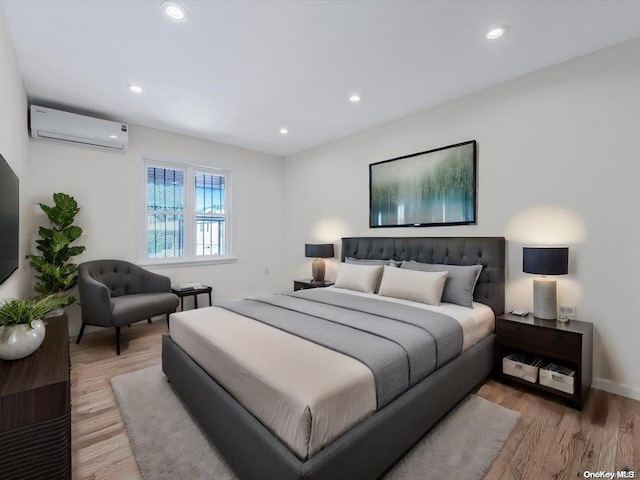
<box><xmin>0</xmin><ymin>294</ymin><xmax>69</xmax><ymax>360</ymax></box>
<box><xmin>27</xmin><ymin>192</ymin><xmax>86</xmax><ymax>307</ymax></box>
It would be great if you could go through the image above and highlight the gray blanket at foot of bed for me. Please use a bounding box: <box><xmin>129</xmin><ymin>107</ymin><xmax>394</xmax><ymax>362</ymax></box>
<box><xmin>219</xmin><ymin>289</ymin><xmax>462</xmax><ymax>407</ymax></box>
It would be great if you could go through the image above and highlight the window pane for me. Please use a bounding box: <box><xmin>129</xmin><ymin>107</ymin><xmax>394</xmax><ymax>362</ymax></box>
<box><xmin>147</xmin><ymin>166</ymin><xmax>184</xmax><ymax>211</ymax></box>
<box><xmin>195</xmin><ymin>173</ymin><xmax>224</xmax><ymax>213</ymax></box>
<box><xmin>147</xmin><ymin>214</ymin><xmax>184</xmax><ymax>258</ymax></box>
<box><xmin>196</xmin><ymin>216</ymin><xmax>225</xmax><ymax>256</ymax></box>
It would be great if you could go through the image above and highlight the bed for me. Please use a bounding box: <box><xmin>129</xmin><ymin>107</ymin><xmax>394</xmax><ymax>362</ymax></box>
<box><xmin>162</xmin><ymin>236</ymin><xmax>505</xmax><ymax>480</ymax></box>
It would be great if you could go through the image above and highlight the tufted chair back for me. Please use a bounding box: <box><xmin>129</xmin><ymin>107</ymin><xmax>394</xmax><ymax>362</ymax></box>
<box><xmin>81</xmin><ymin>259</ymin><xmax>155</xmax><ymax>297</ymax></box>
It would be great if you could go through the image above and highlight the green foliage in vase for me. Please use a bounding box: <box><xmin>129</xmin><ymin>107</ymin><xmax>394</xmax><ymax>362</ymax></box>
<box><xmin>27</xmin><ymin>193</ymin><xmax>86</xmax><ymax>304</ymax></box>
<box><xmin>0</xmin><ymin>294</ymin><xmax>70</xmax><ymax>328</ymax></box>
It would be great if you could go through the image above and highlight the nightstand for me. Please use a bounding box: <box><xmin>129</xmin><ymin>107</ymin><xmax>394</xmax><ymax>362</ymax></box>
<box><xmin>171</xmin><ymin>285</ymin><xmax>213</xmax><ymax>311</ymax></box>
<box><xmin>293</xmin><ymin>279</ymin><xmax>335</xmax><ymax>291</ymax></box>
<box><xmin>496</xmin><ymin>313</ymin><xmax>593</xmax><ymax>409</ymax></box>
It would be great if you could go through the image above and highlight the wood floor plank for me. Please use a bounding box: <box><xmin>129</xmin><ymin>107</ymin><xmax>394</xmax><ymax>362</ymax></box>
<box><xmin>503</xmin><ymin>416</ymin><xmax>547</xmax><ymax>478</ymax></box>
<box><xmin>556</xmin><ymin>432</ymin><xmax>587</xmax><ymax>480</ymax></box>
<box><xmin>69</xmin><ymin>323</ymin><xmax>640</xmax><ymax>479</ymax></box>
<box><xmin>540</xmin><ymin>440</ymin><xmax>572</xmax><ymax>480</ymax></box>
<box><xmin>576</xmin><ymin>391</ymin><xmax>607</xmax><ymax>476</ymax></box>
<box><xmin>616</xmin><ymin>409</ymin><xmax>635</xmax><ymax>472</ymax></box>
<box><xmin>554</xmin><ymin>408</ymin><xmax>581</xmax><ymax>446</ymax></box>
<box><xmin>597</xmin><ymin>393</ymin><xmax>621</xmax><ymax>470</ymax></box>
<box><xmin>633</xmin><ymin>415</ymin><xmax>640</xmax><ymax>474</ymax></box>
<box><xmin>500</xmin><ymin>388</ymin><xmax>525</xmax><ymax>412</ymax></box>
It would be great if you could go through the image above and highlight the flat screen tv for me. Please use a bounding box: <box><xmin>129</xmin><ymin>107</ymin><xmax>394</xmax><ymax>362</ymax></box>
<box><xmin>0</xmin><ymin>154</ymin><xmax>19</xmax><ymax>285</ymax></box>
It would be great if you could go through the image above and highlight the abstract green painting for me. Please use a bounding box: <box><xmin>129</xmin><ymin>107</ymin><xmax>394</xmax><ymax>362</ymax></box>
<box><xmin>370</xmin><ymin>140</ymin><xmax>476</xmax><ymax>227</ymax></box>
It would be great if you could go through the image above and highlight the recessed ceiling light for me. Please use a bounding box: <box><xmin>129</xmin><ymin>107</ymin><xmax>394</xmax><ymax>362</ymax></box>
<box><xmin>162</xmin><ymin>2</ymin><xmax>189</xmax><ymax>22</ymax></box>
<box><xmin>486</xmin><ymin>26</ymin><xmax>508</xmax><ymax>40</ymax></box>
<box><xmin>109</xmin><ymin>135</ymin><xmax>117</xmax><ymax>139</ymax></box>
<box><xmin>128</xmin><ymin>84</ymin><xmax>145</xmax><ymax>94</ymax></box>
<box><xmin>349</xmin><ymin>94</ymin><xmax>361</xmax><ymax>103</ymax></box>
<box><xmin>279</xmin><ymin>128</ymin><xmax>289</xmax><ymax>135</ymax></box>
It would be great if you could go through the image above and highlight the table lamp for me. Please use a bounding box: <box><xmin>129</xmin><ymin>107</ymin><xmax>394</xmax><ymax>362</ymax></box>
<box><xmin>523</xmin><ymin>247</ymin><xmax>569</xmax><ymax>320</ymax></box>
<box><xmin>305</xmin><ymin>244</ymin><xmax>334</xmax><ymax>282</ymax></box>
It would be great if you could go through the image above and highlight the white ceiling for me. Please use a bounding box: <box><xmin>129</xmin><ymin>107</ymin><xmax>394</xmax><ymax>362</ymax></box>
<box><xmin>3</xmin><ymin>0</ymin><xmax>640</xmax><ymax>157</ymax></box>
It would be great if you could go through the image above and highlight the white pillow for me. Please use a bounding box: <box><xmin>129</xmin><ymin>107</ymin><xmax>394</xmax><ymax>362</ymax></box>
<box><xmin>377</xmin><ymin>265</ymin><xmax>448</xmax><ymax>306</ymax></box>
<box><xmin>333</xmin><ymin>263</ymin><xmax>384</xmax><ymax>294</ymax></box>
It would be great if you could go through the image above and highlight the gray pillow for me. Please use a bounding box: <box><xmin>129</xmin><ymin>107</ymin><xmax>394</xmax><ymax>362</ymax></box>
<box><xmin>400</xmin><ymin>260</ymin><xmax>483</xmax><ymax>308</ymax></box>
<box><xmin>345</xmin><ymin>257</ymin><xmax>398</xmax><ymax>267</ymax></box>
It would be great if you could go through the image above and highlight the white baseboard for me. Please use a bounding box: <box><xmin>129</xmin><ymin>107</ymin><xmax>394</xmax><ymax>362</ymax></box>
<box><xmin>592</xmin><ymin>377</ymin><xmax>640</xmax><ymax>402</ymax></box>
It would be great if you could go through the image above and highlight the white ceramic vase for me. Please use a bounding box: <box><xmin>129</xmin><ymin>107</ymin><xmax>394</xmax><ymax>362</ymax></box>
<box><xmin>0</xmin><ymin>320</ymin><xmax>46</xmax><ymax>360</ymax></box>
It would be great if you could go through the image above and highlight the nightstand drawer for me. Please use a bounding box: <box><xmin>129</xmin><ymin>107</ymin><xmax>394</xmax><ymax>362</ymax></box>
<box><xmin>498</xmin><ymin>320</ymin><xmax>581</xmax><ymax>362</ymax></box>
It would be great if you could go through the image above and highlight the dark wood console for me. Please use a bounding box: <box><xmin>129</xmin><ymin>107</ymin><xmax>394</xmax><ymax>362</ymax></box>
<box><xmin>0</xmin><ymin>315</ymin><xmax>71</xmax><ymax>479</ymax></box>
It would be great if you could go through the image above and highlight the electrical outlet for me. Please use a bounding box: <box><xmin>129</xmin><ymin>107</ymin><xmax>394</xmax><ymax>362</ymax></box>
<box><xmin>559</xmin><ymin>305</ymin><xmax>577</xmax><ymax>320</ymax></box>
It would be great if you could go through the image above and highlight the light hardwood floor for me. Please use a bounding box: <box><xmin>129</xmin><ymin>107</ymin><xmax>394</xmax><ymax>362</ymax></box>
<box><xmin>70</xmin><ymin>322</ymin><xmax>640</xmax><ymax>479</ymax></box>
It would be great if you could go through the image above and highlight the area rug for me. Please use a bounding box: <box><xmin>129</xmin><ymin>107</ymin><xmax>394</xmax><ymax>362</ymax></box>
<box><xmin>111</xmin><ymin>364</ymin><xmax>520</xmax><ymax>480</ymax></box>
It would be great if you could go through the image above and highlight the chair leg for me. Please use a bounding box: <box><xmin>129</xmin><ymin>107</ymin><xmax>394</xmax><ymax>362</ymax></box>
<box><xmin>76</xmin><ymin>323</ymin><xmax>86</xmax><ymax>344</ymax></box>
<box><xmin>166</xmin><ymin>312</ymin><xmax>171</xmax><ymax>329</ymax></box>
<box><xmin>147</xmin><ymin>318</ymin><xmax>152</xmax><ymax>324</ymax></box>
<box><xmin>115</xmin><ymin>326</ymin><xmax>121</xmax><ymax>355</ymax></box>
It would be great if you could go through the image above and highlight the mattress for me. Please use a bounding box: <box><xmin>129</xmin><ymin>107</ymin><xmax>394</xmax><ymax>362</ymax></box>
<box><xmin>169</xmin><ymin>289</ymin><xmax>494</xmax><ymax>461</ymax></box>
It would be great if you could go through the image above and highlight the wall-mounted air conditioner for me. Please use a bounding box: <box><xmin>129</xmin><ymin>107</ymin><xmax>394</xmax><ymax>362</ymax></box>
<box><xmin>30</xmin><ymin>105</ymin><xmax>129</xmax><ymax>152</ymax></box>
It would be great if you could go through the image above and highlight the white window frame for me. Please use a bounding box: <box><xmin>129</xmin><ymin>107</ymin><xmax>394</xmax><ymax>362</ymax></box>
<box><xmin>136</xmin><ymin>153</ymin><xmax>236</xmax><ymax>267</ymax></box>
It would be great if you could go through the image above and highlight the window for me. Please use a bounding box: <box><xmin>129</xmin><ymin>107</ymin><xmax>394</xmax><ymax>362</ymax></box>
<box><xmin>138</xmin><ymin>156</ymin><xmax>233</xmax><ymax>265</ymax></box>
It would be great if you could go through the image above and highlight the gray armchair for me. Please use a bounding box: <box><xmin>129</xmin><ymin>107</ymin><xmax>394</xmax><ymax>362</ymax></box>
<box><xmin>77</xmin><ymin>259</ymin><xmax>179</xmax><ymax>355</ymax></box>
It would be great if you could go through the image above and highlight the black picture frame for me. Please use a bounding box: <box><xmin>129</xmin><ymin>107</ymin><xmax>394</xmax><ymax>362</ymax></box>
<box><xmin>369</xmin><ymin>140</ymin><xmax>477</xmax><ymax>228</ymax></box>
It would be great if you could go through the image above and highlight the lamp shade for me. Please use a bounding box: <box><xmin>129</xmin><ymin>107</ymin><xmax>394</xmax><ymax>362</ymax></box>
<box><xmin>523</xmin><ymin>247</ymin><xmax>568</xmax><ymax>275</ymax></box>
<box><xmin>305</xmin><ymin>243</ymin><xmax>334</xmax><ymax>258</ymax></box>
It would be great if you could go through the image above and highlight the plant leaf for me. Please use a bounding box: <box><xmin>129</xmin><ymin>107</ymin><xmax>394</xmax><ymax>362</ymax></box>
<box><xmin>66</xmin><ymin>246</ymin><xmax>86</xmax><ymax>258</ymax></box>
<box><xmin>0</xmin><ymin>294</ymin><xmax>70</xmax><ymax>326</ymax></box>
<box><xmin>51</xmin><ymin>193</ymin><xmax>80</xmax><ymax>229</ymax></box>
<box><xmin>63</xmin><ymin>226</ymin><xmax>83</xmax><ymax>243</ymax></box>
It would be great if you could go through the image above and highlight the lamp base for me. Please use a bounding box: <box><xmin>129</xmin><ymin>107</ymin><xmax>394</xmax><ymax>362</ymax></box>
<box><xmin>533</xmin><ymin>278</ymin><xmax>557</xmax><ymax>320</ymax></box>
<box><xmin>312</xmin><ymin>258</ymin><xmax>326</xmax><ymax>282</ymax></box>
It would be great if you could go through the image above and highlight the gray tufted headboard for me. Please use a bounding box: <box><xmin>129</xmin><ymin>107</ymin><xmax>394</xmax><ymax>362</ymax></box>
<box><xmin>341</xmin><ymin>237</ymin><xmax>505</xmax><ymax>316</ymax></box>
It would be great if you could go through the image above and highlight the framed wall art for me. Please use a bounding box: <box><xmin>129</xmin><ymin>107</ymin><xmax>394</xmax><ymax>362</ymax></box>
<box><xmin>369</xmin><ymin>140</ymin><xmax>477</xmax><ymax>228</ymax></box>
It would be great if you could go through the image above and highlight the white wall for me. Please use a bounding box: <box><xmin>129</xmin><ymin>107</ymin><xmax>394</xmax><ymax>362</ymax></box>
<box><xmin>0</xmin><ymin>5</ymin><xmax>29</xmax><ymax>300</ymax></box>
<box><xmin>284</xmin><ymin>38</ymin><xmax>640</xmax><ymax>399</ymax></box>
<box><xmin>27</xmin><ymin>125</ymin><xmax>288</xmax><ymax>332</ymax></box>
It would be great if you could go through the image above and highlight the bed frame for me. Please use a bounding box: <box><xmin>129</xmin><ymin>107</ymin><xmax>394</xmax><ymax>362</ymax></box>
<box><xmin>162</xmin><ymin>236</ymin><xmax>505</xmax><ymax>480</ymax></box>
